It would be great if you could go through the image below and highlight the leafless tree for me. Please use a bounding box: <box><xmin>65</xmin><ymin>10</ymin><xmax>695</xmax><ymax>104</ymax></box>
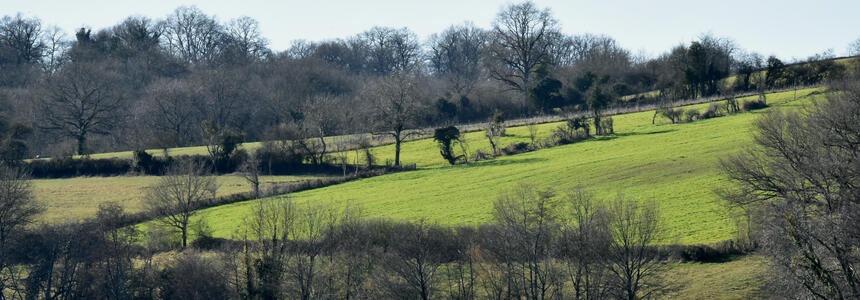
<box><xmin>146</xmin><ymin>161</ymin><xmax>217</xmax><ymax>249</ymax></box>
<box><xmin>721</xmin><ymin>77</ymin><xmax>860</xmax><ymax>299</ymax></box>
<box><xmin>528</xmin><ymin>124</ymin><xmax>539</xmax><ymax>147</ymax></box>
<box><xmin>360</xmin><ymin>26</ymin><xmax>422</xmax><ymax>76</ymax></box>
<box><xmin>285</xmin><ymin>204</ymin><xmax>338</xmax><ymax>300</ymax></box>
<box><xmin>0</xmin><ymin>164</ymin><xmax>40</xmax><ymax>296</ymax></box>
<box><xmin>605</xmin><ymin>195</ymin><xmax>661</xmax><ymax>300</ymax></box>
<box><xmin>559</xmin><ymin>188</ymin><xmax>612</xmax><ymax>300</ymax></box>
<box><xmin>140</xmin><ymin>78</ymin><xmax>202</xmax><ymax>148</ymax></box>
<box><xmin>485</xmin><ymin>111</ymin><xmax>506</xmax><ymax>155</ymax></box>
<box><xmin>298</xmin><ymin>95</ymin><xmax>343</xmax><ymax>165</ymax></box>
<box><xmin>240</xmin><ymin>154</ymin><xmax>262</xmax><ymax>199</ymax></box>
<box><xmin>483</xmin><ymin>184</ymin><xmax>562</xmax><ymax>299</ymax></box>
<box><xmin>488</xmin><ymin>1</ymin><xmax>560</xmax><ymax>96</ymax></box>
<box><xmin>160</xmin><ymin>6</ymin><xmax>224</xmax><ymax>65</ymax></box>
<box><xmin>224</xmin><ymin>16</ymin><xmax>271</xmax><ymax>62</ymax></box>
<box><xmin>365</xmin><ymin>73</ymin><xmax>424</xmax><ymax>167</ymax></box>
<box><xmin>239</xmin><ymin>198</ymin><xmax>297</xmax><ymax>298</ymax></box>
<box><xmin>379</xmin><ymin>221</ymin><xmax>455</xmax><ymax>300</ymax></box>
<box><xmin>428</xmin><ymin>23</ymin><xmax>487</xmax><ymax>97</ymax></box>
<box><xmin>39</xmin><ymin>61</ymin><xmax>128</xmax><ymax>155</ymax></box>
<box><xmin>40</xmin><ymin>26</ymin><xmax>68</xmax><ymax>74</ymax></box>
<box><xmin>0</xmin><ymin>14</ymin><xmax>45</xmax><ymax>66</ymax></box>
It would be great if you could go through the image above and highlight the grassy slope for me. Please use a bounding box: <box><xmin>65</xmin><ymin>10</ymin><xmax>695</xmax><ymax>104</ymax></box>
<box><xmin>659</xmin><ymin>255</ymin><xmax>766</xmax><ymax>299</ymax></box>
<box><xmin>190</xmin><ymin>88</ymin><xmax>822</xmax><ymax>244</ymax></box>
<box><xmin>33</xmin><ymin>175</ymin><xmax>321</xmax><ymax>223</ymax></box>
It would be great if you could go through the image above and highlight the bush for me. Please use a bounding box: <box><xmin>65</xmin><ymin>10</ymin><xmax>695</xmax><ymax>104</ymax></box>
<box><xmin>552</xmin><ymin>116</ymin><xmax>590</xmax><ymax>145</ymax></box>
<box><xmin>658</xmin><ymin>108</ymin><xmax>684</xmax><ymax>124</ymax></box>
<box><xmin>501</xmin><ymin>142</ymin><xmax>531</xmax><ymax>155</ymax></box>
<box><xmin>743</xmin><ymin>100</ymin><xmax>768</xmax><ymax>111</ymax></box>
<box><xmin>684</xmin><ymin>109</ymin><xmax>701</xmax><ymax>122</ymax></box>
<box><xmin>701</xmin><ymin>104</ymin><xmax>721</xmax><ymax>119</ymax></box>
<box><xmin>472</xmin><ymin>149</ymin><xmax>492</xmax><ymax>162</ymax></box>
<box><xmin>27</xmin><ymin>157</ymin><xmax>131</xmax><ymax>178</ymax></box>
<box><xmin>599</xmin><ymin>117</ymin><xmax>614</xmax><ymax>134</ymax></box>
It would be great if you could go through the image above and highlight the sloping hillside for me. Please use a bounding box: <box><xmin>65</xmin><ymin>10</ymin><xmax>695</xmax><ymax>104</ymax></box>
<box><xmin>190</xmin><ymin>88</ymin><xmax>823</xmax><ymax>245</ymax></box>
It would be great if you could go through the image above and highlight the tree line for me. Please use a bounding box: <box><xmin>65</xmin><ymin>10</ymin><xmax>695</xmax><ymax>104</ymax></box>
<box><xmin>0</xmin><ymin>2</ymin><xmax>852</xmax><ymax>160</ymax></box>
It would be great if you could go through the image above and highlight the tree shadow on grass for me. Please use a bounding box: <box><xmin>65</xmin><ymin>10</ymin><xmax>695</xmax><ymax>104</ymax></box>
<box><xmin>592</xmin><ymin>129</ymin><xmax>677</xmax><ymax>142</ymax></box>
<box><xmin>467</xmin><ymin>156</ymin><xmax>549</xmax><ymax>168</ymax></box>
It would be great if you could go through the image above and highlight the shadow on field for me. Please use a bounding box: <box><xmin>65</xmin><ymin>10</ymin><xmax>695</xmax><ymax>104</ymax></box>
<box><xmin>472</xmin><ymin>157</ymin><xmax>549</xmax><ymax>167</ymax></box>
<box><xmin>594</xmin><ymin>129</ymin><xmax>677</xmax><ymax>142</ymax></box>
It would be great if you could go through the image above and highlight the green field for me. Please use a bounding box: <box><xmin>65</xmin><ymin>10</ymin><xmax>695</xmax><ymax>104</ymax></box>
<box><xmin>659</xmin><ymin>255</ymin><xmax>766</xmax><ymax>298</ymax></box>
<box><xmin>177</xmin><ymin>88</ymin><xmax>822</xmax><ymax>244</ymax></box>
<box><xmin>33</xmin><ymin>175</ymin><xmax>323</xmax><ymax>223</ymax></box>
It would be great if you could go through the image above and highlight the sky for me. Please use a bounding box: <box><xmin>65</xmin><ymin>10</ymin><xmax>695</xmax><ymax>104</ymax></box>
<box><xmin>2</xmin><ymin>0</ymin><xmax>858</xmax><ymax>61</ymax></box>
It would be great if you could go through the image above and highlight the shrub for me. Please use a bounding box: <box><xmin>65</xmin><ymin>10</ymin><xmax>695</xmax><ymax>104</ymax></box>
<box><xmin>27</xmin><ymin>157</ymin><xmax>131</xmax><ymax>178</ymax></box>
<box><xmin>599</xmin><ymin>117</ymin><xmax>614</xmax><ymax>134</ymax></box>
<box><xmin>472</xmin><ymin>149</ymin><xmax>492</xmax><ymax>161</ymax></box>
<box><xmin>743</xmin><ymin>100</ymin><xmax>768</xmax><ymax>111</ymax></box>
<box><xmin>658</xmin><ymin>108</ymin><xmax>684</xmax><ymax>124</ymax></box>
<box><xmin>701</xmin><ymin>104</ymin><xmax>721</xmax><ymax>119</ymax></box>
<box><xmin>501</xmin><ymin>142</ymin><xmax>531</xmax><ymax>155</ymax></box>
<box><xmin>552</xmin><ymin>116</ymin><xmax>590</xmax><ymax>145</ymax></box>
<box><xmin>685</xmin><ymin>109</ymin><xmax>701</xmax><ymax>122</ymax></box>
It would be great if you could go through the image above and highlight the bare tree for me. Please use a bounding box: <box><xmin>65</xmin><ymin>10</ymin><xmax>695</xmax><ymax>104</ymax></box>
<box><xmin>488</xmin><ymin>1</ymin><xmax>560</xmax><ymax>96</ymax></box>
<box><xmin>0</xmin><ymin>164</ymin><xmax>39</xmax><ymax>246</ymax></box>
<box><xmin>160</xmin><ymin>6</ymin><xmax>224</xmax><ymax>65</ymax></box>
<box><xmin>39</xmin><ymin>62</ymin><xmax>127</xmax><ymax>155</ymax></box>
<box><xmin>140</xmin><ymin>78</ymin><xmax>202</xmax><ymax>148</ymax></box>
<box><xmin>146</xmin><ymin>161</ymin><xmax>217</xmax><ymax>249</ymax></box>
<box><xmin>365</xmin><ymin>73</ymin><xmax>424</xmax><ymax>167</ymax></box>
<box><xmin>240</xmin><ymin>198</ymin><xmax>297</xmax><ymax>298</ymax></box>
<box><xmin>360</xmin><ymin>26</ymin><xmax>422</xmax><ymax>76</ymax></box>
<box><xmin>559</xmin><ymin>188</ymin><xmax>612</xmax><ymax>300</ymax></box>
<box><xmin>379</xmin><ymin>221</ymin><xmax>455</xmax><ymax>300</ymax></box>
<box><xmin>291</xmin><ymin>205</ymin><xmax>340</xmax><ymax>299</ymax></box>
<box><xmin>224</xmin><ymin>16</ymin><xmax>271</xmax><ymax>62</ymax></box>
<box><xmin>721</xmin><ymin>77</ymin><xmax>860</xmax><ymax>299</ymax></box>
<box><xmin>483</xmin><ymin>184</ymin><xmax>562</xmax><ymax>299</ymax></box>
<box><xmin>240</xmin><ymin>154</ymin><xmax>262</xmax><ymax>199</ymax></box>
<box><xmin>40</xmin><ymin>26</ymin><xmax>68</xmax><ymax>74</ymax></box>
<box><xmin>605</xmin><ymin>195</ymin><xmax>661</xmax><ymax>300</ymax></box>
<box><xmin>428</xmin><ymin>23</ymin><xmax>487</xmax><ymax>97</ymax></box>
<box><xmin>0</xmin><ymin>164</ymin><xmax>40</xmax><ymax>297</ymax></box>
<box><xmin>298</xmin><ymin>95</ymin><xmax>343</xmax><ymax>165</ymax></box>
<box><xmin>485</xmin><ymin>111</ymin><xmax>505</xmax><ymax>155</ymax></box>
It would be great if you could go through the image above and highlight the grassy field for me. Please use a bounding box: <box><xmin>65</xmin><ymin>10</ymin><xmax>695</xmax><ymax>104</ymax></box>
<box><xmin>174</xmin><ymin>88</ymin><xmax>823</xmax><ymax>244</ymax></box>
<box><xmin>659</xmin><ymin>255</ymin><xmax>766</xmax><ymax>298</ymax></box>
<box><xmin>33</xmin><ymin>175</ymin><xmax>323</xmax><ymax>223</ymax></box>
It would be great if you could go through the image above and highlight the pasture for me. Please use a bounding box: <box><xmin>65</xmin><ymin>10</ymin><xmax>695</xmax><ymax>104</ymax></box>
<box><xmin>176</xmin><ymin>88</ymin><xmax>824</xmax><ymax>244</ymax></box>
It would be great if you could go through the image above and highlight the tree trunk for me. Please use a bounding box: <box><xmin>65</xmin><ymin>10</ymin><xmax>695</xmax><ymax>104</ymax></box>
<box><xmin>394</xmin><ymin>129</ymin><xmax>402</xmax><ymax>167</ymax></box>
<box><xmin>77</xmin><ymin>134</ymin><xmax>87</xmax><ymax>156</ymax></box>
<box><xmin>181</xmin><ymin>222</ymin><xmax>188</xmax><ymax>249</ymax></box>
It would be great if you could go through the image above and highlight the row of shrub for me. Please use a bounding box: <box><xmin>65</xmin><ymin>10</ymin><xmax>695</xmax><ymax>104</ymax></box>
<box><xmin>657</xmin><ymin>97</ymin><xmax>769</xmax><ymax>125</ymax></box>
<box><xmin>23</xmin><ymin>139</ymin><xmax>391</xmax><ymax>178</ymax></box>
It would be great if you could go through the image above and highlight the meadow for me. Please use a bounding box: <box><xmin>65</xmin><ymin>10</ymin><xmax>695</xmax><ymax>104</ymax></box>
<box><xmin>33</xmin><ymin>175</ymin><xmax>322</xmax><ymax>223</ymax></box>
<box><xmin>180</xmin><ymin>88</ymin><xmax>823</xmax><ymax>244</ymax></box>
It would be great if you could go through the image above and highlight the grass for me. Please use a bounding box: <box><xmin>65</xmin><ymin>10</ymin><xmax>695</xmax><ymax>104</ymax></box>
<box><xmin>658</xmin><ymin>255</ymin><xmax>766</xmax><ymax>299</ymax></box>
<box><xmin>33</xmin><ymin>175</ymin><xmax>323</xmax><ymax>223</ymax></box>
<box><xmin>176</xmin><ymin>88</ymin><xmax>825</xmax><ymax>244</ymax></box>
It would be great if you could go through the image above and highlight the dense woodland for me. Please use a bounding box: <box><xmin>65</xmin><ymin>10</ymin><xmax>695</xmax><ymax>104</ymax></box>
<box><xmin>1</xmin><ymin>1</ymin><xmax>860</xmax><ymax>299</ymax></box>
<box><xmin>0</xmin><ymin>3</ymin><xmax>851</xmax><ymax>160</ymax></box>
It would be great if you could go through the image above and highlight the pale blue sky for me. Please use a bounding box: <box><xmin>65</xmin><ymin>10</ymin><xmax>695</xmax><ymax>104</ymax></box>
<box><xmin>2</xmin><ymin>0</ymin><xmax>858</xmax><ymax>61</ymax></box>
